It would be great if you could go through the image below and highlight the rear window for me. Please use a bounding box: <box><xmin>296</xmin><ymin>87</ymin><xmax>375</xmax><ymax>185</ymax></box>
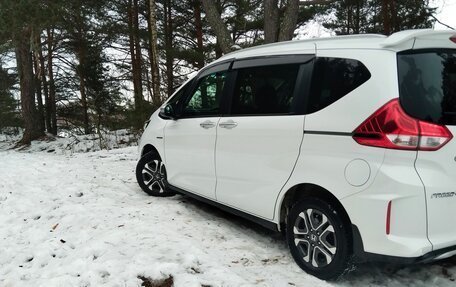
<box><xmin>398</xmin><ymin>50</ymin><xmax>456</xmax><ymax>125</ymax></box>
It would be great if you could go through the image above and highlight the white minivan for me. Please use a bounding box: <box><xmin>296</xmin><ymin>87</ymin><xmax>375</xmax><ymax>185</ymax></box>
<box><xmin>136</xmin><ymin>29</ymin><xmax>456</xmax><ymax>280</ymax></box>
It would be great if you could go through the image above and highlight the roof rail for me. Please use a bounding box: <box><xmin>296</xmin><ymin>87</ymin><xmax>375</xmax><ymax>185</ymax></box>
<box><xmin>223</xmin><ymin>34</ymin><xmax>386</xmax><ymax>57</ymax></box>
<box><xmin>380</xmin><ymin>29</ymin><xmax>456</xmax><ymax>47</ymax></box>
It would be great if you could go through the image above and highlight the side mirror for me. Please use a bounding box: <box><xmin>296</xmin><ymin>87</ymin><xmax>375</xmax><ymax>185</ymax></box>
<box><xmin>159</xmin><ymin>104</ymin><xmax>177</xmax><ymax>120</ymax></box>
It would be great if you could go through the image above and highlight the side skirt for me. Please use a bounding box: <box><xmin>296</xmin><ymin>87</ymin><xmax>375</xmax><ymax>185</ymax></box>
<box><xmin>167</xmin><ymin>184</ymin><xmax>279</xmax><ymax>232</ymax></box>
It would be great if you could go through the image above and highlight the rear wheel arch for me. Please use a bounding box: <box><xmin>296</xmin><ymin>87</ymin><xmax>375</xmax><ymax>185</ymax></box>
<box><xmin>279</xmin><ymin>184</ymin><xmax>353</xmax><ymax>244</ymax></box>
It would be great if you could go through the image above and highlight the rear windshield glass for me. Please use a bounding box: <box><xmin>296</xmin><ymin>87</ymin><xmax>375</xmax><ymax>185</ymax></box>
<box><xmin>398</xmin><ymin>50</ymin><xmax>456</xmax><ymax>125</ymax></box>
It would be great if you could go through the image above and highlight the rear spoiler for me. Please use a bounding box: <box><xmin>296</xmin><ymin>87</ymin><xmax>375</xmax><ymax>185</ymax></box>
<box><xmin>380</xmin><ymin>29</ymin><xmax>456</xmax><ymax>48</ymax></box>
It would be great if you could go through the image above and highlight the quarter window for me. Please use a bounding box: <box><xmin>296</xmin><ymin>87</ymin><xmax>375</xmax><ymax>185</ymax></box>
<box><xmin>307</xmin><ymin>57</ymin><xmax>371</xmax><ymax>114</ymax></box>
<box><xmin>182</xmin><ymin>72</ymin><xmax>227</xmax><ymax>117</ymax></box>
<box><xmin>231</xmin><ymin>64</ymin><xmax>300</xmax><ymax>115</ymax></box>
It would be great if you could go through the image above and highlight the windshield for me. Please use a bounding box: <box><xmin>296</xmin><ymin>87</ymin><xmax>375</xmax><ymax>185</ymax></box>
<box><xmin>398</xmin><ymin>49</ymin><xmax>456</xmax><ymax>126</ymax></box>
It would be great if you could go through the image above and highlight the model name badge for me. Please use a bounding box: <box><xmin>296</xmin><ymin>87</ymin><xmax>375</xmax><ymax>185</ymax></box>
<box><xmin>431</xmin><ymin>192</ymin><xmax>456</xmax><ymax>199</ymax></box>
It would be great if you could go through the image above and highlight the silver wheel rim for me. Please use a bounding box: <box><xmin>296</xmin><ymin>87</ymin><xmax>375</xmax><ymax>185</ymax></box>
<box><xmin>142</xmin><ymin>159</ymin><xmax>167</xmax><ymax>193</ymax></box>
<box><xmin>293</xmin><ymin>208</ymin><xmax>337</xmax><ymax>268</ymax></box>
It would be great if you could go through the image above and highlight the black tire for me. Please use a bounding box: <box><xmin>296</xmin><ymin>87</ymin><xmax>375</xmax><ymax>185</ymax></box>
<box><xmin>136</xmin><ymin>151</ymin><xmax>175</xmax><ymax>197</ymax></box>
<box><xmin>286</xmin><ymin>197</ymin><xmax>352</xmax><ymax>280</ymax></box>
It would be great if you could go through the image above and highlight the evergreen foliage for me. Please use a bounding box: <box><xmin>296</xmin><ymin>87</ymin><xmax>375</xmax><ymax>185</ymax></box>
<box><xmin>0</xmin><ymin>0</ymin><xmax>441</xmax><ymax>143</ymax></box>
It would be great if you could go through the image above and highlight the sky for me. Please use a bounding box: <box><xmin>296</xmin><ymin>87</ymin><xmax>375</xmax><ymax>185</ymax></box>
<box><xmin>297</xmin><ymin>0</ymin><xmax>456</xmax><ymax>39</ymax></box>
<box><xmin>432</xmin><ymin>0</ymin><xmax>456</xmax><ymax>29</ymax></box>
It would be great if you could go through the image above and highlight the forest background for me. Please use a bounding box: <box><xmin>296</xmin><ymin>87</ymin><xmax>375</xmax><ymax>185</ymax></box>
<box><xmin>0</xmin><ymin>0</ymin><xmax>452</xmax><ymax>145</ymax></box>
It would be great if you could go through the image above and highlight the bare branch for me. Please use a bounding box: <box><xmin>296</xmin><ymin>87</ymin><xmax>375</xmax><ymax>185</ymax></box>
<box><xmin>299</xmin><ymin>0</ymin><xmax>337</xmax><ymax>6</ymax></box>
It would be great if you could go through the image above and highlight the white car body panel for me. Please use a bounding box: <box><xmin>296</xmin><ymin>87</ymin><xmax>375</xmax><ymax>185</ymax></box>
<box><xmin>138</xmin><ymin>110</ymin><xmax>166</xmax><ymax>158</ymax></box>
<box><xmin>341</xmin><ymin>149</ymin><xmax>432</xmax><ymax>257</ymax></box>
<box><xmin>164</xmin><ymin>117</ymin><xmax>220</xmax><ymax>200</ymax></box>
<box><xmin>215</xmin><ymin>115</ymin><xmax>305</xmax><ymax>219</ymax></box>
<box><xmin>415</xmin><ymin>126</ymin><xmax>456</xmax><ymax>251</ymax></box>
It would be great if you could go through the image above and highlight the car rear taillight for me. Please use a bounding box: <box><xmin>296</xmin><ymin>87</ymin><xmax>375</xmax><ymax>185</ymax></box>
<box><xmin>353</xmin><ymin>99</ymin><xmax>453</xmax><ymax>151</ymax></box>
<box><xmin>450</xmin><ymin>36</ymin><xmax>456</xmax><ymax>44</ymax></box>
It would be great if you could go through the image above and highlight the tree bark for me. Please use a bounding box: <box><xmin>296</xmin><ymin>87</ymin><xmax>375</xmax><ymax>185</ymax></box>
<box><xmin>38</xmin><ymin>32</ymin><xmax>51</xmax><ymax>134</ymax></box>
<box><xmin>15</xmin><ymin>27</ymin><xmax>43</xmax><ymax>145</ymax></box>
<box><xmin>128</xmin><ymin>0</ymin><xmax>144</xmax><ymax>128</ymax></box>
<box><xmin>194</xmin><ymin>0</ymin><xmax>205</xmax><ymax>69</ymax></box>
<box><xmin>201</xmin><ymin>0</ymin><xmax>234</xmax><ymax>54</ymax></box>
<box><xmin>164</xmin><ymin>0</ymin><xmax>174</xmax><ymax>97</ymax></box>
<box><xmin>33</xmin><ymin>33</ymin><xmax>46</xmax><ymax>134</ymax></box>
<box><xmin>147</xmin><ymin>0</ymin><xmax>161</xmax><ymax>105</ymax></box>
<box><xmin>264</xmin><ymin>0</ymin><xmax>279</xmax><ymax>43</ymax></box>
<box><xmin>381</xmin><ymin>0</ymin><xmax>391</xmax><ymax>35</ymax></box>
<box><xmin>278</xmin><ymin>0</ymin><xmax>300</xmax><ymax>41</ymax></box>
<box><xmin>46</xmin><ymin>28</ymin><xmax>57</xmax><ymax>135</ymax></box>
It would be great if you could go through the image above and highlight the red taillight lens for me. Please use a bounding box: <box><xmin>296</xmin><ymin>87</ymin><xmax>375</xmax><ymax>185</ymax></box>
<box><xmin>353</xmin><ymin>99</ymin><xmax>453</xmax><ymax>151</ymax></box>
<box><xmin>450</xmin><ymin>36</ymin><xmax>456</xmax><ymax>44</ymax></box>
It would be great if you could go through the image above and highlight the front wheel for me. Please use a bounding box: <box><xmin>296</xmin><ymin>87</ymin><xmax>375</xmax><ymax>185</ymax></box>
<box><xmin>286</xmin><ymin>198</ymin><xmax>352</xmax><ymax>280</ymax></box>
<box><xmin>136</xmin><ymin>151</ymin><xmax>175</xmax><ymax>197</ymax></box>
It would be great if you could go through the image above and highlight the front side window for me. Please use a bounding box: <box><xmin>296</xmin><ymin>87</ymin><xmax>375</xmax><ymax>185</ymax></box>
<box><xmin>182</xmin><ymin>71</ymin><xmax>227</xmax><ymax>117</ymax></box>
<box><xmin>398</xmin><ymin>50</ymin><xmax>456</xmax><ymax>125</ymax></box>
<box><xmin>307</xmin><ymin>57</ymin><xmax>371</xmax><ymax>114</ymax></box>
<box><xmin>166</xmin><ymin>79</ymin><xmax>193</xmax><ymax>113</ymax></box>
<box><xmin>231</xmin><ymin>64</ymin><xmax>300</xmax><ymax>115</ymax></box>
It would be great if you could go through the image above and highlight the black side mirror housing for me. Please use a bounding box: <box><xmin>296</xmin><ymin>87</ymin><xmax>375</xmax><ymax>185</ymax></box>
<box><xmin>159</xmin><ymin>104</ymin><xmax>177</xmax><ymax>120</ymax></box>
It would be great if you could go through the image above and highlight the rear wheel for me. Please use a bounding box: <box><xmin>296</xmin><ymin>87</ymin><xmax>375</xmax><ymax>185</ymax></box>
<box><xmin>136</xmin><ymin>151</ymin><xmax>175</xmax><ymax>197</ymax></box>
<box><xmin>286</xmin><ymin>198</ymin><xmax>352</xmax><ymax>280</ymax></box>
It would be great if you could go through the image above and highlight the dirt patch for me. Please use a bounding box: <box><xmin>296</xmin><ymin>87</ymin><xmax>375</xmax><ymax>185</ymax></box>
<box><xmin>138</xmin><ymin>275</ymin><xmax>174</xmax><ymax>287</ymax></box>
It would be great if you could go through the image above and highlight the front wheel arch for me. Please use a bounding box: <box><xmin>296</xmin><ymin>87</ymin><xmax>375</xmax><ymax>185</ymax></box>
<box><xmin>141</xmin><ymin>144</ymin><xmax>159</xmax><ymax>158</ymax></box>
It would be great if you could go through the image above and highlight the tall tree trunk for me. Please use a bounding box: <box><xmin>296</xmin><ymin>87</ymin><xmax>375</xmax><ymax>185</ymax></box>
<box><xmin>15</xmin><ymin>27</ymin><xmax>43</xmax><ymax>145</ymax></box>
<box><xmin>38</xmin><ymin>32</ymin><xmax>51</xmax><ymax>134</ymax></box>
<box><xmin>381</xmin><ymin>0</ymin><xmax>391</xmax><ymax>35</ymax></box>
<box><xmin>76</xmin><ymin>53</ymin><xmax>90</xmax><ymax>135</ymax></box>
<box><xmin>390</xmin><ymin>0</ymin><xmax>397</xmax><ymax>32</ymax></box>
<box><xmin>264</xmin><ymin>0</ymin><xmax>279</xmax><ymax>43</ymax></box>
<box><xmin>164</xmin><ymin>0</ymin><xmax>174</xmax><ymax>97</ymax></box>
<box><xmin>194</xmin><ymin>0</ymin><xmax>205</xmax><ymax>69</ymax></box>
<box><xmin>354</xmin><ymin>0</ymin><xmax>361</xmax><ymax>34</ymax></box>
<box><xmin>148</xmin><ymin>0</ymin><xmax>161</xmax><ymax>105</ymax></box>
<box><xmin>46</xmin><ymin>28</ymin><xmax>57</xmax><ymax>135</ymax></box>
<box><xmin>33</xmin><ymin>34</ymin><xmax>45</xmax><ymax>134</ymax></box>
<box><xmin>278</xmin><ymin>0</ymin><xmax>299</xmax><ymax>41</ymax></box>
<box><xmin>128</xmin><ymin>0</ymin><xmax>144</xmax><ymax>128</ymax></box>
<box><xmin>201</xmin><ymin>0</ymin><xmax>234</xmax><ymax>54</ymax></box>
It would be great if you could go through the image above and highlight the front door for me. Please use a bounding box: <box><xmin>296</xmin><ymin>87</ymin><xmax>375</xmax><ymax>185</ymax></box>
<box><xmin>165</xmin><ymin>69</ymin><xmax>228</xmax><ymax>200</ymax></box>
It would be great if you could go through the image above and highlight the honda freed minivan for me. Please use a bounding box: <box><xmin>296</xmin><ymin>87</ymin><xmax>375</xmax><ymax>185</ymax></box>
<box><xmin>136</xmin><ymin>29</ymin><xmax>456</xmax><ymax>280</ymax></box>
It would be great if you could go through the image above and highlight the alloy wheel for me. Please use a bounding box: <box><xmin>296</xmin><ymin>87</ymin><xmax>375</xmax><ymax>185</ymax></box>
<box><xmin>141</xmin><ymin>159</ymin><xmax>167</xmax><ymax>194</ymax></box>
<box><xmin>293</xmin><ymin>208</ymin><xmax>337</xmax><ymax>268</ymax></box>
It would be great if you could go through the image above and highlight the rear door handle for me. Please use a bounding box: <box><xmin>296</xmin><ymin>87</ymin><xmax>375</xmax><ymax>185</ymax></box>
<box><xmin>219</xmin><ymin>120</ymin><xmax>238</xmax><ymax>129</ymax></box>
<box><xmin>200</xmin><ymin>120</ymin><xmax>216</xmax><ymax>129</ymax></box>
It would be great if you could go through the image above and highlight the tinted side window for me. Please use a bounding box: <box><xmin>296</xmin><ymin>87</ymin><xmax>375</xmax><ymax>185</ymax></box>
<box><xmin>231</xmin><ymin>64</ymin><xmax>300</xmax><ymax>115</ymax></box>
<box><xmin>307</xmin><ymin>57</ymin><xmax>371</xmax><ymax>114</ymax></box>
<box><xmin>182</xmin><ymin>71</ymin><xmax>227</xmax><ymax>117</ymax></box>
<box><xmin>167</xmin><ymin>80</ymin><xmax>193</xmax><ymax>112</ymax></box>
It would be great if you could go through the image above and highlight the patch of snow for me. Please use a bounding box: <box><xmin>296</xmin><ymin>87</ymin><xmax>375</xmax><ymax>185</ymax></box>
<box><xmin>1</xmin><ymin>148</ymin><xmax>455</xmax><ymax>286</ymax></box>
<box><xmin>0</xmin><ymin>129</ymin><xmax>140</xmax><ymax>154</ymax></box>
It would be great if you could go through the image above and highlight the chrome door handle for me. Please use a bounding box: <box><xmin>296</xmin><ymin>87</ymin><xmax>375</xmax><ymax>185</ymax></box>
<box><xmin>219</xmin><ymin>120</ymin><xmax>238</xmax><ymax>129</ymax></box>
<box><xmin>200</xmin><ymin>120</ymin><xmax>216</xmax><ymax>129</ymax></box>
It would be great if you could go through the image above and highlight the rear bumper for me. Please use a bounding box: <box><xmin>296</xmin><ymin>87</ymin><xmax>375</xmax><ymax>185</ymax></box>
<box><xmin>352</xmin><ymin>224</ymin><xmax>456</xmax><ymax>264</ymax></box>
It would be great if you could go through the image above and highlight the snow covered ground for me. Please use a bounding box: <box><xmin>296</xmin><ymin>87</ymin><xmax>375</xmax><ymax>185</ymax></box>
<box><xmin>1</xmin><ymin>143</ymin><xmax>456</xmax><ymax>286</ymax></box>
